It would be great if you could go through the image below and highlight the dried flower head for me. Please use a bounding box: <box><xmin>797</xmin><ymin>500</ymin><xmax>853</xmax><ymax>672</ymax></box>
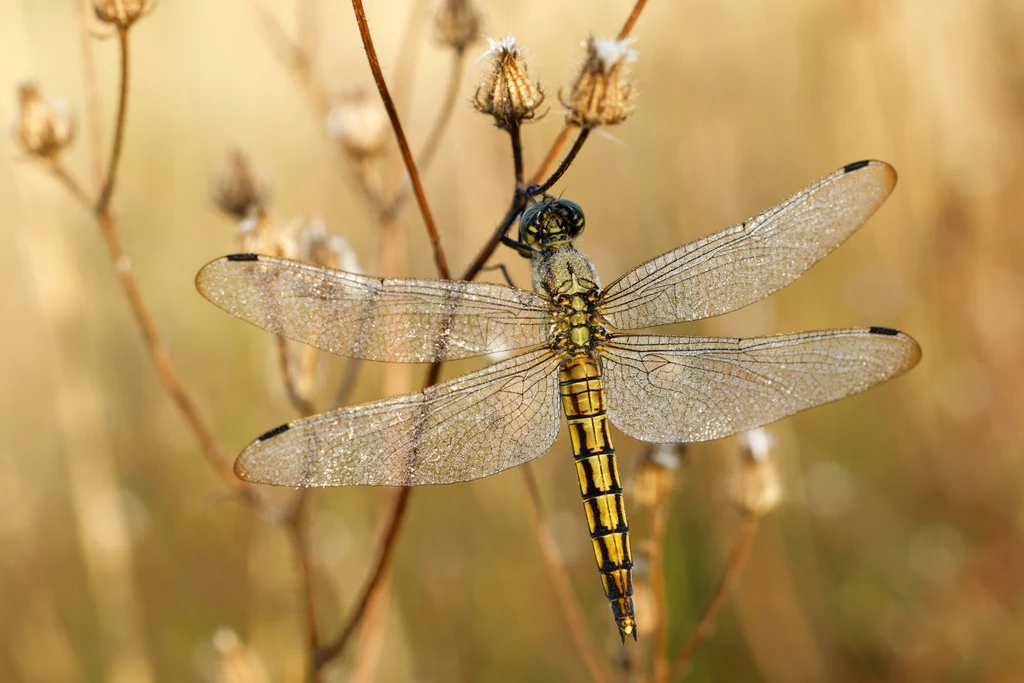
<box><xmin>214</xmin><ymin>150</ymin><xmax>270</xmax><ymax>220</ymax></box>
<box><xmin>633</xmin><ymin>443</ymin><xmax>684</xmax><ymax>509</ymax></box>
<box><xmin>435</xmin><ymin>0</ymin><xmax>482</xmax><ymax>52</ymax></box>
<box><xmin>473</xmin><ymin>35</ymin><xmax>545</xmax><ymax>129</ymax></box>
<box><xmin>727</xmin><ymin>429</ymin><xmax>782</xmax><ymax>517</ymax></box>
<box><xmin>91</xmin><ymin>0</ymin><xmax>154</xmax><ymax>29</ymax></box>
<box><xmin>561</xmin><ymin>36</ymin><xmax>637</xmax><ymax>128</ymax></box>
<box><xmin>12</xmin><ymin>83</ymin><xmax>74</xmax><ymax>160</ymax></box>
<box><xmin>326</xmin><ymin>89</ymin><xmax>390</xmax><ymax>158</ymax></box>
<box><xmin>294</xmin><ymin>219</ymin><xmax>361</xmax><ymax>272</ymax></box>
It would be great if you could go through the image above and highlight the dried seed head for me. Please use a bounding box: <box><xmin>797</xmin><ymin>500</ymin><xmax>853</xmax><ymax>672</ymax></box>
<box><xmin>561</xmin><ymin>36</ymin><xmax>637</xmax><ymax>128</ymax></box>
<box><xmin>326</xmin><ymin>89</ymin><xmax>390</xmax><ymax>158</ymax></box>
<box><xmin>435</xmin><ymin>0</ymin><xmax>482</xmax><ymax>52</ymax></box>
<box><xmin>727</xmin><ymin>429</ymin><xmax>782</xmax><ymax>517</ymax></box>
<box><xmin>633</xmin><ymin>443</ymin><xmax>684</xmax><ymax>509</ymax></box>
<box><xmin>473</xmin><ymin>35</ymin><xmax>545</xmax><ymax>130</ymax></box>
<box><xmin>13</xmin><ymin>83</ymin><xmax>74</xmax><ymax>160</ymax></box>
<box><xmin>91</xmin><ymin>0</ymin><xmax>154</xmax><ymax>29</ymax></box>
<box><xmin>214</xmin><ymin>150</ymin><xmax>270</xmax><ymax>221</ymax></box>
<box><xmin>293</xmin><ymin>219</ymin><xmax>361</xmax><ymax>272</ymax></box>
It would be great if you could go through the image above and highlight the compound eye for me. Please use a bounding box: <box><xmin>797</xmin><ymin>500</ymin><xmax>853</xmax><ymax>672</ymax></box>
<box><xmin>518</xmin><ymin>202</ymin><xmax>549</xmax><ymax>243</ymax></box>
<box><xmin>555</xmin><ymin>199</ymin><xmax>586</xmax><ymax>237</ymax></box>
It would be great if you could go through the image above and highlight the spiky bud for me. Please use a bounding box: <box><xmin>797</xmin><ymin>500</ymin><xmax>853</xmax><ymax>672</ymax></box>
<box><xmin>435</xmin><ymin>0</ymin><xmax>482</xmax><ymax>52</ymax></box>
<box><xmin>12</xmin><ymin>83</ymin><xmax>74</xmax><ymax>160</ymax></box>
<box><xmin>91</xmin><ymin>0</ymin><xmax>154</xmax><ymax>29</ymax></box>
<box><xmin>561</xmin><ymin>36</ymin><xmax>637</xmax><ymax>128</ymax></box>
<box><xmin>727</xmin><ymin>429</ymin><xmax>782</xmax><ymax>517</ymax></box>
<box><xmin>473</xmin><ymin>35</ymin><xmax>545</xmax><ymax>130</ymax></box>
<box><xmin>326</xmin><ymin>89</ymin><xmax>389</xmax><ymax>158</ymax></box>
<box><xmin>213</xmin><ymin>150</ymin><xmax>270</xmax><ymax>221</ymax></box>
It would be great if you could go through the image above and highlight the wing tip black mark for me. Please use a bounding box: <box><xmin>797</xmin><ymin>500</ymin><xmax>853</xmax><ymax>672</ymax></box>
<box><xmin>868</xmin><ymin>326</ymin><xmax>900</xmax><ymax>336</ymax></box>
<box><xmin>843</xmin><ymin>160</ymin><xmax>871</xmax><ymax>174</ymax></box>
<box><xmin>226</xmin><ymin>253</ymin><xmax>260</xmax><ymax>262</ymax></box>
<box><xmin>257</xmin><ymin>422</ymin><xmax>291</xmax><ymax>441</ymax></box>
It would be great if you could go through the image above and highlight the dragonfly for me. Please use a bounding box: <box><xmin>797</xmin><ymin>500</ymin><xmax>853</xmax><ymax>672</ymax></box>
<box><xmin>196</xmin><ymin>159</ymin><xmax>921</xmax><ymax>641</ymax></box>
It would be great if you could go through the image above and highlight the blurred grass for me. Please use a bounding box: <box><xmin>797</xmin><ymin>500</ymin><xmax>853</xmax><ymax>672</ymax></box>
<box><xmin>3</xmin><ymin>0</ymin><xmax>1024</xmax><ymax>681</ymax></box>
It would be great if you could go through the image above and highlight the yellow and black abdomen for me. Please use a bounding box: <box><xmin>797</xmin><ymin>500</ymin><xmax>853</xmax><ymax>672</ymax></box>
<box><xmin>559</xmin><ymin>355</ymin><xmax>636</xmax><ymax>641</ymax></box>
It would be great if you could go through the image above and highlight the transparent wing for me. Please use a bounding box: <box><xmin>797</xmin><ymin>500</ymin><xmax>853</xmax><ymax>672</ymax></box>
<box><xmin>601</xmin><ymin>161</ymin><xmax>897</xmax><ymax>330</ymax></box>
<box><xmin>196</xmin><ymin>254</ymin><xmax>551</xmax><ymax>362</ymax></box>
<box><xmin>601</xmin><ymin>327</ymin><xmax>920</xmax><ymax>443</ymax></box>
<box><xmin>235</xmin><ymin>347</ymin><xmax>563</xmax><ymax>487</ymax></box>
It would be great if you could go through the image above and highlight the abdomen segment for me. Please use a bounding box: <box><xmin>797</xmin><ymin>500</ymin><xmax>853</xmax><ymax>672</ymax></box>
<box><xmin>559</xmin><ymin>355</ymin><xmax>636</xmax><ymax>641</ymax></box>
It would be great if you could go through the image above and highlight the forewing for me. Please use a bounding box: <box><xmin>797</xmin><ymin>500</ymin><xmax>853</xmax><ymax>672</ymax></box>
<box><xmin>196</xmin><ymin>254</ymin><xmax>551</xmax><ymax>362</ymax></box>
<box><xmin>601</xmin><ymin>328</ymin><xmax>920</xmax><ymax>443</ymax></box>
<box><xmin>601</xmin><ymin>161</ymin><xmax>897</xmax><ymax>330</ymax></box>
<box><xmin>235</xmin><ymin>347</ymin><xmax>563</xmax><ymax>486</ymax></box>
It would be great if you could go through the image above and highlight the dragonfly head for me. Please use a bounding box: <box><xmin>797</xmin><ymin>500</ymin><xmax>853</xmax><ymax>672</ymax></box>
<box><xmin>518</xmin><ymin>198</ymin><xmax>586</xmax><ymax>250</ymax></box>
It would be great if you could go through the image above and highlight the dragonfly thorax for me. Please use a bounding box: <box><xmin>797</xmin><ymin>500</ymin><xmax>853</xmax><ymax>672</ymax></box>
<box><xmin>519</xmin><ymin>198</ymin><xmax>586</xmax><ymax>249</ymax></box>
<box><xmin>547</xmin><ymin>269</ymin><xmax>608</xmax><ymax>357</ymax></box>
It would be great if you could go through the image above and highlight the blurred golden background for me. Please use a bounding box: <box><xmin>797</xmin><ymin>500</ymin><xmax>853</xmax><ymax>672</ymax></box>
<box><xmin>3</xmin><ymin>0</ymin><xmax>1023</xmax><ymax>681</ymax></box>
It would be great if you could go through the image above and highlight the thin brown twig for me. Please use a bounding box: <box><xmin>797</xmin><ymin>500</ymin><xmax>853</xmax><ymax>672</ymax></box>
<box><xmin>95</xmin><ymin>28</ymin><xmax>130</xmax><ymax>214</ymax></box>
<box><xmin>276</xmin><ymin>337</ymin><xmax>318</xmax><ymax>417</ymax></box>
<box><xmin>529</xmin><ymin>127</ymin><xmax>591</xmax><ymax>196</ymax></box>
<box><xmin>351</xmin><ymin>0</ymin><xmax>451</xmax><ymax>279</ymax></box>
<box><xmin>64</xmin><ymin>12</ymin><xmax>260</xmax><ymax>506</ymax></box>
<box><xmin>509</xmin><ymin>122</ymin><xmax>525</xmax><ymax>188</ymax></box>
<box><xmin>618</xmin><ymin>0</ymin><xmax>650</xmax><ymax>40</ymax></box>
<box><xmin>669</xmin><ymin>515</ymin><xmax>761</xmax><ymax>681</ymax></box>
<box><xmin>529</xmin><ymin>125</ymin><xmax>573</xmax><ymax>186</ymax></box>
<box><xmin>314</xmin><ymin>486</ymin><xmax>412</xmax><ymax>668</ymax></box>
<box><xmin>521</xmin><ymin>465</ymin><xmax>613</xmax><ymax>683</ymax></box>
<box><xmin>76</xmin><ymin>0</ymin><xmax>104</xmax><ymax>186</ymax></box>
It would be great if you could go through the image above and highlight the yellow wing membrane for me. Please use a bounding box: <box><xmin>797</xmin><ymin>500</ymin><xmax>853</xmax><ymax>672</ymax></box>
<box><xmin>601</xmin><ymin>327</ymin><xmax>921</xmax><ymax>444</ymax></box>
<box><xmin>600</xmin><ymin>160</ymin><xmax>897</xmax><ymax>330</ymax></box>
<box><xmin>196</xmin><ymin>254</ymin><xmax>551</xmax><ymax>363</ymax></box>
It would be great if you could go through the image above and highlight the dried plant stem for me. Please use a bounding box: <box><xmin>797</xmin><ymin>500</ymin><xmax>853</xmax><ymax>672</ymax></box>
<box><xmin>530</xmin><ymin>127</ymin><xmax>592</xmax><ymax>196</ymax></box>
<box><xmin>314</xmin><ymin>487</ymin><xmax>412</xmax><ymax>668</ymax></box>
<box><xmin>530</xmin><ymin>125</ymin><xmax>573</xmax><ymax>186</ymax></box>
<box><xmin>96</xmin><ymin>209</ymin><xmax>255</xmax><ymax>498</ymax></box>
<box><xmin>649</xmin><ymin>503</ymin><xmax>670</xmax><ymax>683</ymax></box>
<box><xmin>64</xmin><ymin>14</ymin><xmax>259</xmax><ymax>505</ymax></box>
<box><xmin>521</xmin><ymin>465</ymin><xmax>613</xmax><ymax>683</ymax></box>
<box><xmin>669</xmin><ymin>516</ymin><xmax>761</xmax><ymax>680</ymax></box>
<box><xmin>96</xmin><ymin>28</ymin><xmax>129</xmax><ymax>215</ymax></box>
<box><xmin>276</xmin><ymin>337</ymin><xmax>318</xmax><ymax>417</ymax></box>
<box><xmin>618</xmin><ymin>0</ymin><xmax>650</xmax><ymax>39</ymax></box>
<box><xmin>509</xmin><ymin>122</ymin><xmax>525</xmax><ymax>187</ymax></box>
<box><xmin>351</xmin><ymin>0</ymin><xmax>450</xmax><ymax>279</ymax></box>
<box><xmin>76</xmin><ymin>0</ymin><xmax>104</xmax><ymax>184</ymax></box>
